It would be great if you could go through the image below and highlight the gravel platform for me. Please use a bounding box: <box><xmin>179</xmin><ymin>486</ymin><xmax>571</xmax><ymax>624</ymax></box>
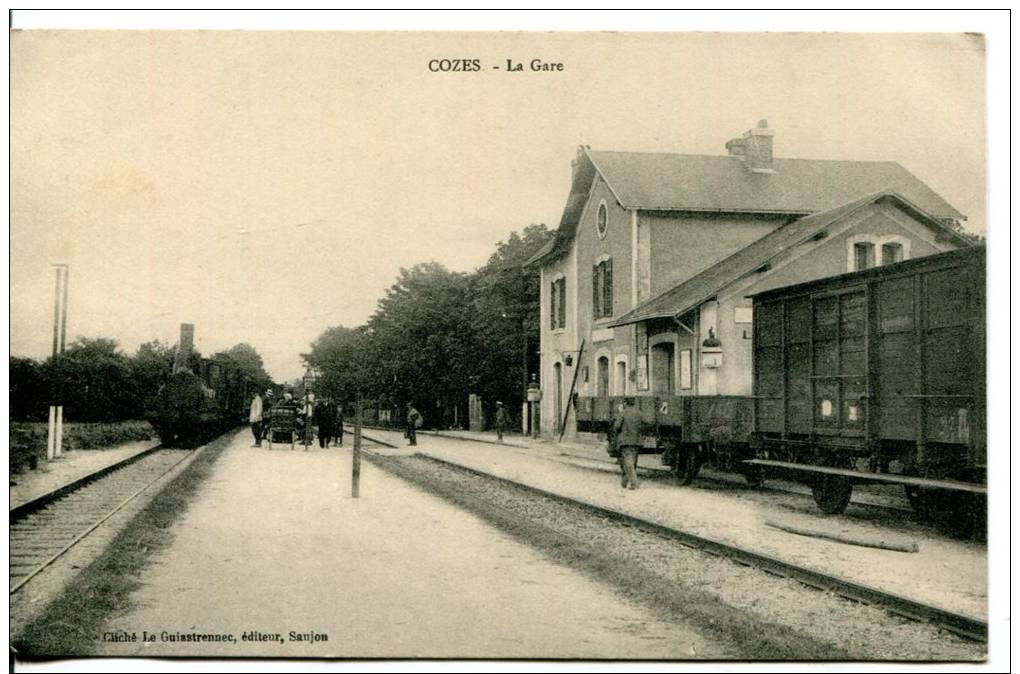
<box><xmin>371</xmin><ymin>452</ymin><xmax>983</xmax><ymax>661</ymax></box>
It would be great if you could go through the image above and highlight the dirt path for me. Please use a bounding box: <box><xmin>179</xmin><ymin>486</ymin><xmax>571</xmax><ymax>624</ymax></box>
<box><xmin>98</xmin><ymin>434</ymin><xmax>728</xmax><ymax>659</ymax></box>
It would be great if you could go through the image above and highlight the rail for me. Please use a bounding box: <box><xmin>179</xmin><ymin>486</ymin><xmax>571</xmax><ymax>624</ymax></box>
<box><xmin>10</xmin><ymin>447</ymin><xmax>197</xmax><ymax>595</ymax></box>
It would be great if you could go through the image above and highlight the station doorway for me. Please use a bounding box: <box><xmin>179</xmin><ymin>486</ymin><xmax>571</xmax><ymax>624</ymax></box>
<box><xmin>651</xmin><ymin>343</ymin><xmax>675</xmax><ymax>395</ymax></box>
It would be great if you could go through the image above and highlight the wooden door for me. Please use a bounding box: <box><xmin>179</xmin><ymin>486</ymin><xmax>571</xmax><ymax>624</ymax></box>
<box><xmin>651</xmin><ymin>343</ymin><xmax>675</xmax><ymax>395</ymax></box>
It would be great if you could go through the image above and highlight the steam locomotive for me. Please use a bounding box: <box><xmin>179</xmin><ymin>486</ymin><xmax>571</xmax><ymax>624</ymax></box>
<box><xmin>147</xmin><ymin>324</ymin><xmax>252</xmax><ymax>446</ymax></box>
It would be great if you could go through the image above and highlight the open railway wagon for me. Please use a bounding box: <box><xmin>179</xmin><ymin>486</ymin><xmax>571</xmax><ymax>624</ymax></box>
<box><xmin>575</xmin><ymin>394</ymin><xmax>756</xmax><ymax>485</ymax></box>
<box><xmin>749</xmin><ymin>246</ymin><xmax>986</xmax><ymax>521</ymax></box>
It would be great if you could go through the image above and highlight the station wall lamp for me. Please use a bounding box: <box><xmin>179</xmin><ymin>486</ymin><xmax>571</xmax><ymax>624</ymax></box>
<box><xmin>560</xmin><ymin>350</ymin><xmax>582</xmax><ymax>367</ymax></box>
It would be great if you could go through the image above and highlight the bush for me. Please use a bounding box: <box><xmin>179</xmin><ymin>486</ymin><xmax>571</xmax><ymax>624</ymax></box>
<box><xmin>10</xmin><ymin>420</ymin><xmax>155</xmax><ymax>475</ymax></box>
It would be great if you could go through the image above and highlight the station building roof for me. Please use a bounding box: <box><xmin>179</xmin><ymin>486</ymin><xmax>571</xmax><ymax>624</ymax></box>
<box><xmin>608</xmin><ymin>190</ymin><xmax>974</xmax><ymax>328</ymax></box>
<box><xmin>525</xmin><ymin>148</ymin><xmax>965</xmax><ymax>269</ymax></box>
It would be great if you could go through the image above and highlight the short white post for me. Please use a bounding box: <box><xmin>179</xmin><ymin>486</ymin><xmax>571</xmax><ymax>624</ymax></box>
<box><xmin>46</xmin><ymin>406</ymin><xmax>57</xmax><ymax>460</ymax></box>
<box><xmin>55</xmin><ymin>406</ymin><xmax>64</xmax><ymax>457</ymax></box>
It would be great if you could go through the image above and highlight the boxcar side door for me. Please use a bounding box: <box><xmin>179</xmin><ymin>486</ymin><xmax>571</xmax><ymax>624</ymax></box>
<box><xmin>811</xmin><ymin>285</ymin><xmax>868</xmax><ymax>450</ymax></box>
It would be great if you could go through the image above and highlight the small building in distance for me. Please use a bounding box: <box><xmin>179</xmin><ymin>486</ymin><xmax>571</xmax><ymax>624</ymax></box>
<box><xmin>526</xmin><ymin>120</ymin><xmax>972</xmax><ymax>438</ymax></box>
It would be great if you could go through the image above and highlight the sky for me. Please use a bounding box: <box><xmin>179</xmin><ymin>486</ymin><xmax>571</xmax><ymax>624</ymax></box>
<box><xmin>10</xmin><ymin>30</ymin><xmax>988</xmax><ymax>381</ymax></box>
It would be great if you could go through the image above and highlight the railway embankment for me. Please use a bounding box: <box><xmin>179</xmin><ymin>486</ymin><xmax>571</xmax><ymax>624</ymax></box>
<box><xmin>11</xmin><ymin>430</ymin><xmax>238</xmax><ymax>655</ymax></box>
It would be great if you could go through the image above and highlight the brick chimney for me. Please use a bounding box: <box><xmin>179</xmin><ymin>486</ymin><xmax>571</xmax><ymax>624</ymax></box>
<box><xmin>725</xmin><ymin>119</ymin><xmax>775</xmax><ymax>173</ymax></box>
<box><xmin>173</xmin><ymin>323</ymin><xmax>195</xmax><ymax>374</ymax></box>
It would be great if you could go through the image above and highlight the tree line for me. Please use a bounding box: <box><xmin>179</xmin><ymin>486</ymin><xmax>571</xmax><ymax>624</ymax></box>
<box><xmin>10</xmin><ymin>339</ymin><xmax>274</xmax><ymax>423</ymax></box>
<box><xmin>302</xmin><ymin>223</ymin><xmax>550</xmax><ymax>427</ymax></box>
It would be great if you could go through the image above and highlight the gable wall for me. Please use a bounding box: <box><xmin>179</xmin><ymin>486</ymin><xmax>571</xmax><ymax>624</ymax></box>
<box><xmin>709</xmin><ymin>201</ymin><xmax>962</xmax><ymax>396</ymax></box>
<box><xmin>645</xmin><ymin>212</ymin><xmax>785</xmax><ymax>296</ymax></box>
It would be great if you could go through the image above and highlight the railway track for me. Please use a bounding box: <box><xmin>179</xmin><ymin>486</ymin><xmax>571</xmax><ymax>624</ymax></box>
<box><xmin>361</xmin><ymin>426</ymin><xmax>920</xmax><ymax>515</ymax></box>
<box><xmin>10</xmin><ymin>447</ymin><xmax>195</xmax><ymax>594</ymax></box>
<box><xmin>356</xmin><ymin>429</ymin><xmax>986</xmax><ymax>643</ymax></box>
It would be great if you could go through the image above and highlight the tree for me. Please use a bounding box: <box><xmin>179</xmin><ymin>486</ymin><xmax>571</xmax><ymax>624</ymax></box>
<box><xmin>131</xmin><ymin>340</ymin><xmax>175</xmax><ymax>408</ymax></box>
<box><xmin>367</xmin><ymin>262</ymin><xmax>478</xmax><ymax>422</ymax></box>
<box><xmin>46</xmin><ymin>337</ymin><xmax>141</xmax><ymax>421</ymax></box>
<box><xmin>469</xmin><ymin>223</ymin><xmax>550</xmax><ymax>415</ymax></box>
<box><xmin>211</xmin><ymin>343</ymin><xmax>274</xmax><ymax>398</ymax></box>
<box><xmin>10</xmin><ymin>357</ymin><xmax>48</xmax><ymax>421</ymax></box>
<box><xmin>941</xmin><ymin>218</ymin><xmax>984</xmax><ymax>245</ymax></box>
<box><xmin>302</xmin><ymin>325</ymin><xmax>374</xmax><ymax>403</ymax></box>
<box><xmin>213</xmin><ymin>343</ymin><xmax>271</xmax><ymax>384</ymax></box>
<box><xmin>301</xmin><ymin>223</ymin><xmax>552</xmax><ymax>429</ymax></box>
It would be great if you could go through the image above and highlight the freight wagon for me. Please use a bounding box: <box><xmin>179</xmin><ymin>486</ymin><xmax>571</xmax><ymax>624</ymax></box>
<box><xmin>574</xmin><ymin>247</ymin><xmax>986</xmax><ymax>519</ymax></box>
<box><xmin>748</xmin><ymin>245</ymin><xmax>985</xmax><ymax>515</ymax></box>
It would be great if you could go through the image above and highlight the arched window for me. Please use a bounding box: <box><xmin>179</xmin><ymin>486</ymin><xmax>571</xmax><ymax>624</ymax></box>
<box><xmin>615</xmin><ymin>359</ymin><xmax>627</xmax><ymax>395</ymax></box>
<box><xmin>596</xmin><ymin>356</ymin><xmax>610</xmax><ymax>398</ymax></box>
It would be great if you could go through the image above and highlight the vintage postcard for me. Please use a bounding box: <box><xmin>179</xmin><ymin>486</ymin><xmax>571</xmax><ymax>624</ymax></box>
<box><xmin>8</xmin><ymin>13</ymin><xmax>1005</xmax><ymax>670</ymax></box>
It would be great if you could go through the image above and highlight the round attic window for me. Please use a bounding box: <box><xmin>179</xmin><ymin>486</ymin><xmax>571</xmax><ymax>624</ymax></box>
<box><xmin>596</xmin><ymin>201</ymin><xmax>608</xmax><ymax>239</ymax></box>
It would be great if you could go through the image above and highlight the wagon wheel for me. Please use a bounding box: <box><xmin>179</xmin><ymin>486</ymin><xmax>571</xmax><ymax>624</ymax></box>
<box><xmin>672</xmin><ymin>445</ymin><xmax>699</xmax><ymax>486</ymax></box>
<box><xmin>742</xmin><ymin>464</ymin><xmax>765</xmax><ymax>488</ymax></box>
<box><xmin>905</xmin><ymin>486</ymin><xmax>985</xmax><ymax>539</ymax></box>
<box><xmin>811</xmin><ymin>475</ymin><xmax>853</xmax><ymax>514</ymax></box>
<box><xmin>904</xmin><ymin>485</ymin><xmax>932</xmax><ymax>518</ymax></box>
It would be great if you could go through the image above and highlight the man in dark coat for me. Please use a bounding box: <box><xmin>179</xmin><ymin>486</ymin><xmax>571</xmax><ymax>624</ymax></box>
<box><xmin>406</xmin><ymin>403</ymin><xmax>421</xmax><ymax>446</ymax></box>
<box><xmin>314</xmin><ymin>398</ymin><xmax>336</xmax><ymax>448</ymax></box>
<box><xmin>613</xmin><ymin>397</ymin><xmax>644</xmax><ymax>489</ymax></box>
<box><xmin>494</xmin><ymin>401</ymin><xmax>510</xmax><ymax>444</ymax></box>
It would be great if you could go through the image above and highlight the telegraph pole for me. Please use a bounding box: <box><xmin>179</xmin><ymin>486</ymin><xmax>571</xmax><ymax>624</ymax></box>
<box><xmin>352</xmin><ymin>394</ymin><xmax>362</xmax><ymax>498</ymax></box>
<box><xmin>47</xmin><ymin>264</ymin><xmax>69</xmax><ymax>460</ymax></box>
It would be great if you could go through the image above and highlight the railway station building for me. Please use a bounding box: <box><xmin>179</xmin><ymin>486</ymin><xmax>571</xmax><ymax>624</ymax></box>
<box><xmin>525</xmin><ymin>120</ymin><xmax>972</xmax><ymax>438</ymax></box>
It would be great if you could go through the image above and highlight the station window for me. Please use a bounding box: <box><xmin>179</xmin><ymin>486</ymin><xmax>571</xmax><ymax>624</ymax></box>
<box><xmin>550</xmin><ymin>277</ymin><xmax>567</xmax><ymax>330</ymax></box>
<box><xmin>592</xmin><ymin>258</ymin><xmax>613</xmax><ymax>318</ymax></box>
<box><xmin>854</xmin><ymin>242</ymin><xmax>875</xmax><ymax>271</ymax></box>
<box><xmin>882</xmin><ymin>242</ymin><xmax>904</xmax><ymax>265</ymax></box>
<box><xmin>596</xmin><ymin>201</ymin><xmax>609</xmax><ymax>239</ymax></box>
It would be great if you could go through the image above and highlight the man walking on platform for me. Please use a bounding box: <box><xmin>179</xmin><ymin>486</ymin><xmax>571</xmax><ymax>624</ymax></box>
<box><xmin>406</xmin><ymin>403</ymin><xmax>421</xmax><ymax>446</ymax></box>
<box><xmin>249</xmin><ymin>391</ymin><xmax>264</xmax><ymax>447</ymax></box>
<box><xmin>260</xmin><ymin>389</ymin><xmax>275</xmax><ymax>446</ymax></box>
<box><xmin>314</xmin><ymin>397</ymin><xmax>336</xmax><ymax>449</ymax></box>
<box><xmin>613</xmin><ymin>397</ymin><xmax>643</xmax><ymax>490</ymax></box>
<box><xmin>494</xmin><ymin>401</ymin><xmax>510</xmax><ymax>444</ymax></box>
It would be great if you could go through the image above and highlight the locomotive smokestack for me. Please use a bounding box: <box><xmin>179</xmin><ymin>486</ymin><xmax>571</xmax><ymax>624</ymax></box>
<box><xmin>173</xmin><ymin>323</ymin><xmax>195</xmax><ymax>374</ymax></box>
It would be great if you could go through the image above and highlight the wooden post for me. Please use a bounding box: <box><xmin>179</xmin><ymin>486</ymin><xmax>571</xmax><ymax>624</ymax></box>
<box><xmin>352</xmin><ymin>396</ymin><xmax>362</xmax><ymax>498</ymax></box>
<box><xmin>57</xmin><ymin>265</ymin><xmax>69</xmax><ymax>456</ymax></box>
<box><xmin>559</xmin><ymin>339</ymin><xmax>586</xmax><ymax>442</ymax></box>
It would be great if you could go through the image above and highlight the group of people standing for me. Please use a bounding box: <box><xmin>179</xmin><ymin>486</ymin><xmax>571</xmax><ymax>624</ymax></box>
<box><xmin>251</xmin><ymin>387</ymin><xmax>641</xmax><ymax>489</ymax></box>
<box><xmin>248</xmin><ymin>389</ymin><xmax>344</xmax><ymax>448</ymax></box>
<box><xmin>311</xmin><ymin>397</ymin><xmax>344</xmax><ymax>448</ymax></box>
